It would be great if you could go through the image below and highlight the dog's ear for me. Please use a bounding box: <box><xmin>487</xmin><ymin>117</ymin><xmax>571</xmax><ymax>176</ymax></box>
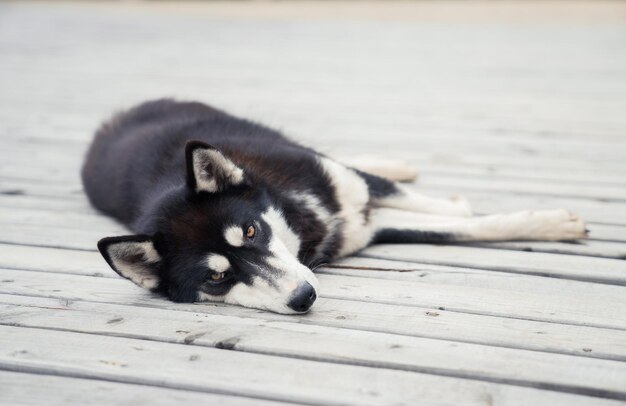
<box><xmin>185</xmin><ymin>140</ymin><xmax>244</xmax><ymax>193</ymax></box>
<box><xmin>98</xmin><ymin>235</ymin><xmax>162</xmax><ymax>290</ymax></box>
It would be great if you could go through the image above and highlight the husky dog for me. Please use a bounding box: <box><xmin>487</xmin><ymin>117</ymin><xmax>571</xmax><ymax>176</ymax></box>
<box><xmin>82</xmin><ymin>99</ymin><xmax>587</xmax><ymax>314</ymax></box>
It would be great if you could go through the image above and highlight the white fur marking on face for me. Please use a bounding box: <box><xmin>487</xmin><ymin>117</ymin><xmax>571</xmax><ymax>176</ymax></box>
<box><xmin>261</xmin><ymin>207</ymin><xmax>301</xmax><ymax>257</ymax></box>
<box><xmin>206</xmin><ymin>254</ymin><xmax>231</xmax><ymax>273</ymax></box>
<box><xmin>193</xmin><ymin>149</ymin><xmax>244</xmax><ymax>193</ymax></box>
<box><xmin>108</xmin><ymin>241</ymin><xmax>160</xmax><ymax>289</ymax></box>
<box><xmin>262</xmin><ymin>206</ymin><xmax>320</xmax><ymax>293</ymax></box>
<box><xmin>224</xmin><ymin>226</ymin><xmax>244</xmax><ymax>247</ymax></box>
<box><xmin>197</xmin><ymin>291</ymin><xmax>225</xmax><ymax>303</ymax></box>
<box><xmin>200</xmin><ymin>207</ymin><xmax>320</xmax><ymax>314</ymax></box>
<box><xmin>224</xmin><ymin>277</ymin><xmax>305</xmax><ymax>314</ymax></box>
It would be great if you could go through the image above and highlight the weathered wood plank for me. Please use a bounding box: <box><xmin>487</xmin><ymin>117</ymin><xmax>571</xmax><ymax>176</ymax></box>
<box><xmin>3</xmin><ymin>296</ymin><xmax>626</xmax><ymax>399</ymax></box>
<box><xmin>360</xmin><ymin>244</ymin><xmax>626</xmax><ymax>285</ymax></box>
<box><xmin>0</xmin><ymin>244</ymin><xmax>113</xmax><ymax>277</ymax></box>
<box><xmin>429</xmin><ymin>189</ymin><xmax>626</xmax><ymax>226</ymax></box>
<box><xmin>3</xmin><ymin>241</ymin><xmax>626</xmax><ymax>329</ymax></box>
<box><xmin>1</xmin><ymin>270</ymin><xmax>625</xmax><ymax>361</ymax></box>
<box><xmin>0</xmin><ymin>194</ymin><xmax>89</xmax><ymax>212</ymax></box>
<box><xmin>458</xmin><ymin>240</ymin><xmax>626</xmax><ymax>259</ymax></box>
<box><xmin>414</xmin><ymin>161</ymin><xmax>626</xmax><ymax>187</ymax></box>
<box><xmin>417</xmin><ymin>173</ymin><xmax>626</xmax><ymax>201</ymax></box>
<box><xmin>0</xmin><ymin>224</ymin><xmax>105</xmax><ymax>252</ymax></box>
<box><xmin>4</xmin><ymin>235</ymin><xmax>624</xmax><ymax>305</ymax></box>
<box><xmin>5</xmin><ymin>324</ymin><xmax>617</xmax><ymax>405</ymax></box>
<box><xmin>5</xmin><ymin>156</ymin><xmax>626</xmax><ymax>201</ymax></box>
<box><xmin>4</xmin><ymin>173</ymin><xmax>626</xmax><ymax>229</ymax></box>
<box><xmin>1</xmin><ymin>198</ymin><xmax>623</xmax><ymax>243</ymax></box>
<box><xmin>329</xmin><ymin>257</ymin><xmax>626</xmax><ymax>297</ymax></box>
<box><xmin>8</xmin><ymin>147</ymin><xmax>626</xmax><ymax>190</ymax></box>
<box><xmin>0</xmin><ymin>370</ymin><xmax>282</xmax><ymax>406</ymax></box>
<box><xmin>2</xmin><ymin>219</ymin><xmax>624</xmax><ymax>259</ymax></box>
<box><xmin>6</xmin><ymin>139</ymin><xmax>626</xmax><ymax>193</ymax></box>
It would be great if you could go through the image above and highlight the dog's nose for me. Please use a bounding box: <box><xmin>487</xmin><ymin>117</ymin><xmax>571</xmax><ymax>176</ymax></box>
<box><xmin>287</xmin><ymin>282</ymin><xmax>317</xmax><ymax>313</ymax></box>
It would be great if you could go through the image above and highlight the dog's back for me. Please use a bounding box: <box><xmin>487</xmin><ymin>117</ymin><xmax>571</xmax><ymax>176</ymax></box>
<box><xmin>82</xmin><ymin>99</ymin><xmax>332</xmax><ymax>226</ymax></box>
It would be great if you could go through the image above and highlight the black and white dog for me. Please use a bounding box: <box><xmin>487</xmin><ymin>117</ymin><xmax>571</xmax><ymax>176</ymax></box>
<box><xmin>82</xmin><ymin>99</ymin><xmax>587</xmax><ymax>314</ymax></box>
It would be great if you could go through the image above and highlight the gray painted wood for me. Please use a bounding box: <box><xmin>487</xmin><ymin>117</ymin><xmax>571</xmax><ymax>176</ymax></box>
<box><xmin>3</xmin><ymin>244</ymin><xmax>626</xmax><ymax>329</ymax></box>
<box><xmin>6</xmin><ymin>324</ymin><xmax>619</xmax><ymax>405</ymax></box>
<box><xmin>0</xmin><ymin>370</ymin><xmax>284</xmax><ymax>406</ymax></box>
<box><xmin>3</xmin><ymin>297</ymin><xmax>626</xmax><ymax>399</ymax></box>
<box><xmin>1</xmin><ymin>1</ymin><xmax>626</xmax><ymax>404</ymax></box>
<box><xmin>360</xmin><ymin>244</ymin><xmax>626</xmax><ymax>285</ymax></box>
<box><xmin>2</xmin><ymin>272</ymin><xmax>626</xmax><ymax>362</ymax></box>
<box><xmin>2</xmin><ymin>216</ymin><xmax>625</xmax><ymax>258</ymax></box>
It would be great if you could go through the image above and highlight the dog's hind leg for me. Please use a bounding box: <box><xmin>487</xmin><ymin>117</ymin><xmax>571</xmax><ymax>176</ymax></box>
<box><xmin>370</xmin><ymin>208</ymin><xmax>588</xmax><ymax>243</ymax></box>
<box><xmin>357</xmin><ymin>170</ymin><xmax>473</xmax><ymax>217</ymax></box>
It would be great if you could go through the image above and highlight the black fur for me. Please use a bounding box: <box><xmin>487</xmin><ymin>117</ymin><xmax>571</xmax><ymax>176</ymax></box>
<box><xmin>82</xmin><ymin>99</ymin><xmax>354</xmax><ymax>302</ymax></box>
<box><xmin>373</xmin><ymin>229</ymin><xmax>458</xmax><ymax>244</ymax></box>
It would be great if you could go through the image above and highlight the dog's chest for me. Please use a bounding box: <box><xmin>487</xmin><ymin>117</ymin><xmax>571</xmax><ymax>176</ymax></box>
<box><xmin>316</xmin><ymin>157</ymin><xmax>373</xmax><ymax>257</ymax></box>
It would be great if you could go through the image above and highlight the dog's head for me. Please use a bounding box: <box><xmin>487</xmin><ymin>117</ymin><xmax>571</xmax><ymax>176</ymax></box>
<box><xmin>97</xmin><ymin>141</ymin><xmax>319</xmax><ymax>314</ymax></box>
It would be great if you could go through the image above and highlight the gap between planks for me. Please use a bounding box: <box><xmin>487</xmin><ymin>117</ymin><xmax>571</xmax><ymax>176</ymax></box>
<box><xmin>3</xmin><ymin>325</ymin><xmax>623</xmax><ymax>406</ymax></box>
<box><xmin>2</xmin><ymin>297</ymin><xmax>626</xmax><ymax>401</ymax></box>
<box><xmin>1</xmin><ymin>268</ymin><xmax>626</xmax><ymax>363</ymax></box>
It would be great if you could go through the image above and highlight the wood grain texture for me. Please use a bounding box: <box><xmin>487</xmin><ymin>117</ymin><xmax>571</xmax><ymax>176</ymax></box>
<box><xmin>2</xmin><ymin>297</ymin><xmax>626</xmax><ymax>399</ymax></box>
<box><xmin>0</xmin><ymin>370</ymin><xmax>283</xmax><ymax>406</ymax></box>
<box><xmin>1</xmin><ymin>1</ymin><xmax>625</xmax><ymax>404</ymax></box>
<box><xmin>7</xmin><ymin>324</ymin><xmax>621</xmax><ymax>405</ymax></box>
<box><xmin>360</xmin><ymin>244</ymin><xmax>626</xmax><ymax>285</ymax></box>
<box><xmin>2</xmin><ymin>271</ymin><xmax>626</xmax><ymax>362</ymax></box>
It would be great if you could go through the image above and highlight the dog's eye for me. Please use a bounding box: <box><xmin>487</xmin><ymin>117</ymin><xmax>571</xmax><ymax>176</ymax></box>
<box><xmin>246</xmin><ymin>225</ymin><xmax>256</xmax><ymax>240</ymax></box>
<box><xmin>209</xmin><ymin>271</ymin><xmax>229</xmax><ymax>283</ymax></box>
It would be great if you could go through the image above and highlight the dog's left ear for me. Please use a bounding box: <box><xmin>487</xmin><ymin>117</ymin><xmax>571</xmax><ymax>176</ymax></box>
<box><xmin>97</xmin><ymin>235</ymin><xmax>162</xmax><ymax>290</ymax></box>
<box><xmin>185</xmin><ymin>140</ymin><xmax>244</xmax><ymax>193</ymax></box>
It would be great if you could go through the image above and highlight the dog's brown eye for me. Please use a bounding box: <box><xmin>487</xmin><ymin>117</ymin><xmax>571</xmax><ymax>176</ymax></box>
<box><xmin>246</xmin><ymin>225</ymin><xmax>256</xmax><ymax>240</ymax></box>
<box><xmin>210</xmin><ymin>272</ymin><xmax>226</xmax><ymax>281</ymax></box>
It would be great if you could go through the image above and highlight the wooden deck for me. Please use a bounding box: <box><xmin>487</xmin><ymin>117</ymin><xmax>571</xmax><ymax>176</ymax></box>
<box><xmin>1</xmin><ymin>1</ymin><xmax>626</xmax><ymax>405</ymax></box>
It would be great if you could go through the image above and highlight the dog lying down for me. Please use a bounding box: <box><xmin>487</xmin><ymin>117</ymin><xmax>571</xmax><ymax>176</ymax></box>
<box><xmin>82</xmin><ymin>99</ymin><xmax>588</xmax><ymax>314</ymax></box>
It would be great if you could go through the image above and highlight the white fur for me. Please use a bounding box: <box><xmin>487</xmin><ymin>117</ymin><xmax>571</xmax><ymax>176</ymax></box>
<box><xmin>287</xmin><ymin>191</ymin><xmax>341</xmax><ymax>259</ymax></box>
<box><xmin>224</xmin><ymin>226</ymin><xmax>244</xmax><ymax>247</ymax></box>
<box><xmin>371</xmin><ymin>208</ymin><xmax>587</xmax><ymax>242</ymax></box>
<box><xmin>206</xmin><ymin>254</ymin><xmax>231</xmax><ymax>273</ymax></box>
<box><xmin>376</xmin><ymin>184</ymin><xmax>472</xmax><ymax>217</ymax></box>
<box><xmin>108</xmin><ymin>241</ymin><xmax>160</xmax><ymax>289</ymax></box>
<box><xmin>197</xmin><ymin>276</ymin><xmax>302</xmax><ymax>314</ymax></box>
<box><xmin>318</xmin><ymin>157</ymin><xmax>373</xmax><ymax>256</ymax></box>
<box><xmin>473</xmin><ymin>209</ymin><xmax>587</xmax><ymax>241</ymax></box>
<box><xmin>262</xmin><ymin>206</ymin><xmax>319</xmax><ymax>292</ymax></box>
<box><xmin>223</xmin><ymin>277</ymin><xmax>297</xmax><ymax>314</ymax></box>
<box><xmin>197</xmin><ymin>206</ymin><xmax>319</xmax><ymax>314</ymax></box>
<box><xmin>262</xmin><ymin>207</ymin><xmax>301</xmax><ymax>257</ymax></box>
<box><xmin>193</xmin><ymin>149</ymin><xmax>244</xmax><ymax>193</ymax></box>
<box><xmin>197</xmin><ymin>291</ymin><xmax>224</xmax><ymax>303</ymax></box>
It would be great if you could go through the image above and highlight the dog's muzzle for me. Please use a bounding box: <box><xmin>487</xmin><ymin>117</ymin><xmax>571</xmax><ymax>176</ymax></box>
<box><xmin>287</xmin><ymin>281</ymin><xmax>317</xmax><ymax>313</ymax></box>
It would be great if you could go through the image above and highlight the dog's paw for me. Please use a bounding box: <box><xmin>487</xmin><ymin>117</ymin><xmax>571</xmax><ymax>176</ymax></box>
<box><xmin>447</xmin><ymin>195</ymin><xmax>473</xmax><ymax>217</ymax></box>
<box><xmin>520</xmin><ymin>209</ymin><xmax>588</xmax><ymax>241</ymax></box>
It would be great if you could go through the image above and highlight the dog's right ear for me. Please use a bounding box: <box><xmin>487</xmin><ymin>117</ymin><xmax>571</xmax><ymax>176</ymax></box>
<box><xmin>185</xmin><ymin>140</ymin><xmax>244</xmax><ymax>193</ymax></box>
<box><xmin>97</xmin><ymin>235</ymin><xmax>162</xmax><ymax>290</ymax></box>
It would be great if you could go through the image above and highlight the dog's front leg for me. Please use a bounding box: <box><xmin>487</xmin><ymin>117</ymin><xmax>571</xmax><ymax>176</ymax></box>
<box><xmin>369</xmin><ymin>208</ymin><xmax>588</xmax><ymax>244</ymax></box>
<box><xmin>355</xmin><ymin>170</ymin><xmax>473</xmax><ymax>217</ymax></box>
<box><xmin>372</xmin><ymin>185</ymin><xmax>474</xmax><ymax>218</ymax></box>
